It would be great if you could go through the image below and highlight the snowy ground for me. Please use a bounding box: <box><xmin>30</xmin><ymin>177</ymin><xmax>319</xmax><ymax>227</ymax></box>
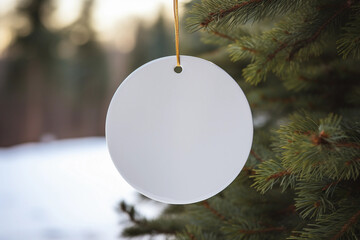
<box><xmin>0</xmin><ymin>138</ymin><xmax>166</xmax><ymax>240</ymax></box>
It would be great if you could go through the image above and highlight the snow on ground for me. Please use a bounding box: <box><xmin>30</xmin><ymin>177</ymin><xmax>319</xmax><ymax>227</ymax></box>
<box><xmin>0</xmin><ymin>138</ymin><xmax>166</xmax><ymax>240</ymax></box>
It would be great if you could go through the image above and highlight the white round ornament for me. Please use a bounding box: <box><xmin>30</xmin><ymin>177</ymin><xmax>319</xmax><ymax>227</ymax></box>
<box><xmin>106</xmin><ymin>56</ymin><xmax>253</xmax><ymax>204</ymax></box>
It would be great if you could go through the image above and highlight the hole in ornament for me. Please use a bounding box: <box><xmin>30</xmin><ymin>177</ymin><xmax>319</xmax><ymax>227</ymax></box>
<box><xmin>174</xmin><ymin>66</ymin><xmax>182</xmax><ymax>73</ymax></box>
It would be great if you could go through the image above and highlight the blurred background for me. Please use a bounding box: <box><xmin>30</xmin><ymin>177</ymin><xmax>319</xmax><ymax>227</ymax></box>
<box><xmin>0</xmin><ymin>0</ymin><xmax>211</xmax><ymax>239</ymax></box>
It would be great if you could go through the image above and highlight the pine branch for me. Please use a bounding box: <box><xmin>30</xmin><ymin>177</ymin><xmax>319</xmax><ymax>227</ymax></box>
<box><xmin>287</xmin><ymin>1</ymin><xmax>352</xmax><ymax>61</ymax></box>
<box><xmin>187</xmin><ymin>0</ymin><xmax>305</xmax><ymax>32</ymax></box>
<box><xmin>123</xmin><ymin>1</ymin><xmax>360</xmax><ymax>239</ymax></box>
<box><xmin>331</xmin><ymin>210</ymin><xmax>360</xmax><ymax>240</ymax></box>
<box><xmin>337</xmin><ymin>4</ymin><xmax>360</xmax><ymax>58</ymax></box>
<box><xmin>250</xmin><ymin>149</ymin><xmax>264</xmax><ymax>162</ymax></box>
<box><xmin>295</xmin><ymin>180</ymin><xmax>337</xmax><ymax>219</ymax></box>
<box><xmin>267</xmin><ymin>1</ymin><xmax>352</xmax><ymax>62</ymax></box>
<box><xmin>120</xmin><ymin>201</ymin><xmax>144</xmax><ymax>225</ymax></box>
<box><xmin>251</xmin><ymin>159</ymin><xmax>296</xmax><ymax>193</ymax></box>
<box><xmin>200</xmin><ymin>0</ymin><xmax>264</xmax><ymax>27</ymax></box>
<box><xmin>120</xmin><ymin>201</ymin><xmax>186</xmax><ymax>237</ymax></box>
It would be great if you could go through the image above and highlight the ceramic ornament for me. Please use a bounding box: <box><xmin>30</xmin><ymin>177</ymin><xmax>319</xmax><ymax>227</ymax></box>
<box><xmin>106</xmin><ymin>55</ymin><xmax>253</xmax><ymax>204</ymax></box>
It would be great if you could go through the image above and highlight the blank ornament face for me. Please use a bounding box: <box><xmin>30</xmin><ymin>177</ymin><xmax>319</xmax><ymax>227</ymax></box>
<box><xmin>106</xmin><ymin>56</ymin><xmax>253</xmax><ymax>204</ymax></box>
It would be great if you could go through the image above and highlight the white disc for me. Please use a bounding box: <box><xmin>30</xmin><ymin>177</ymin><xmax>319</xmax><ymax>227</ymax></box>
<box><xmin>106</xmin><ymin>56</ymin><xmax>253</xmax><ymax>204</ymax></box>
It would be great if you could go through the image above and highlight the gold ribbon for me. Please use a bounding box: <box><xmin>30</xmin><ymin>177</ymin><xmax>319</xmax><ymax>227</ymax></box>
<box><xmin>173</xmin><ymin>0</ymin><xmax>180</xmax><ymax>67</ymax></box>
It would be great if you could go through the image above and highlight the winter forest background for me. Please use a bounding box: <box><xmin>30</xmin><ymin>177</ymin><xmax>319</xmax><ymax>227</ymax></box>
<box><xmin>0</xmin><ymin>0</ymin><xmax>205</xmax><ymax>146</ymax></box>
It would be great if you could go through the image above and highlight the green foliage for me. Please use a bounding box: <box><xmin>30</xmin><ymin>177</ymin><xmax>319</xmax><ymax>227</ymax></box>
<box><xmin>119</xmin><ymin>201</ymin><xmax>186</xmax><ymax>237</ymax></box>
<box><xmin>337</xmin><ymin>6</ymin><xmax>360</xmax><ymax>59</ymax></box>
<box><xmin>251</xmin><ymin>158</ymin><xmax>296</xmax><ymax>194</ymax></box>
<box><xmin>289</xmin><ymin>201</ymin><xmax>360</xmax><ymax>239</ymax></box>
<box><xmin>120</xmin><ymin>0</ymin><xmax>360</xmax><ymax>239</ymax></box>
<box><xmin>173</xmin><ymin>173</ymin><xmax>299</xmax><ymax>240</ymax></box>
<box><xmin>252</xmin><ymin>113</ymin><xmax>360</xmax><ymax>239</ymax></box>
<box><xmin>188</xmin><ymin>0</ymin><xmax>360</xmax><ymax>88</ymax></box>
<box><xmin>274</xmin><ymin>112</ymin><xmax>360</xmax><ymax>181</ymax></box>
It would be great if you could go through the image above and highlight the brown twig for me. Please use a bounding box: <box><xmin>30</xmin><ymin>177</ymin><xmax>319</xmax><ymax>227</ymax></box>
<box><xmin>267</xmin><ymin>43</ymin><xmax>288</xmax><ymax>61</ymax></box>
<box><xmin>336</xmin><ymin>142</ymin><xmax>360</xmax><ymax>149</ymax></box>
<box><xmin>251</xmin><ymin>150</ymin><xmax>264</xmax><ymax>162</ymax></box>
<box><xmin>345</xmin><ymin>158</ymin><xmax>360</xmax><ymax>166</ymax></box>
<box><xmin>322</xmin><ymin>181</ymin><xmax>339</xmax><ymax>191</ymax></box>
<box><xmin>210</xmin><ymin>30</ymin><xmax>236</xmax><ymax>42</ymax></box>
<box><xmin>242</xmin><ymin>166</ymin><xmax>256</xmax><ymax>175</ymax></box>
<box><xmin>266</xmin><ymin>170</ymin><xmax>292</xmax><ymax>181</ymax></box>
<box><xmin>186</xmin><ymin>232</ymin><xmax>197</xmax><ymax>240</ymax></box>
<box><xmin>202</xmin><ymin>200</ymin><xmax>226</xmax><ymax>220</ymax></box>
<box><xmin>242</xmin><ymin>46</ymin><xmax>258</xmax><ymax>54</ymax></box>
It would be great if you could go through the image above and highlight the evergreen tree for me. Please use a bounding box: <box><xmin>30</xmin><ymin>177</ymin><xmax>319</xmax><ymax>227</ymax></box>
<box><xmin>129</xmin><ymin>8</ymin><xmax>174</xmax><ymax>72</ymax></box>
<box><xmin>0</xmin><ymin>0</ymin><xmax>61</xmax><ymax>145</ymax></box>
<box><xmin>0</xmin><ymin>0</ymin><xmax>109</xmax><ymax>145</ymax></box>
<box><xmin>120</xmin><ymin>0</ymin><xmax>360</xmax><ymax>239</ymax></box>
<box><xmin>61</xmin><ymin>0</ymin><xmax>109</xmax><ymax>137</ymax></box>
<box><xmin>129</xmin><ymin>6</ymin><xmax>217</xmax><ymax>72</ymax></box>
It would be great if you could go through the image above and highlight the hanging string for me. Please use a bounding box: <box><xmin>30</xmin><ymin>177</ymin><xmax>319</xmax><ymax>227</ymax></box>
<box><xmin>173</xmin><ymin>0</ymin><xmax>181</xmax><ymax>67</ymax></box>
